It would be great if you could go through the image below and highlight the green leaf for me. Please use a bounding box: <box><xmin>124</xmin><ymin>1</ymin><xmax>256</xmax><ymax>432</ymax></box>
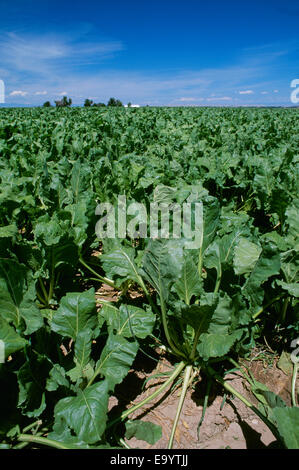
<box><xmin>51</xmin><ymin>288</ymin><xmax>97</xmax><ymax>339</ymax></box>
<box><xmin>194</xmin><ymin>293</ymin><xmax>243</xmax><ymax>360</ymax></box>
<box><xmin>152</xmin><ymin>184</ymin><xmax>177</xmax><ymax>203</ymax></box>
<box><xmin>48</xmin><ymin>417</ymin><xmax>91</xmax><ymax>448</ymax></box>
<box><xmin>67</xmin><ymin>363</ymin><xmax>94</xmax><ymax>384</ymax></box>
<box><xmin>204</xmin><ymin>231</ymin><xmax>245</xmax><ymax>291</ymax></box>
<box><xmin>101</xmin><ymin>244</ymin><xmax>142</xmax><ymax>287</ymax></box>
<box><xmin>17</xmin><ymin>353</ymin><xmax>52</xmax><ymax>417</ymax></box>
<box><xmin>285</xmin><ymin>200</ymin><xmax>299</xmax><ymax>243</ymax></box>
<box><xmin>197</xmin><ymin>330</ymin><xmax>241</xmax><ymax>360</ymax></box>
<box><xmin>233</xmin><ymin>238</ymin><xmax>262</xmax><ymax>275</ymax></box>
<box><xmin>0</xmin><ymin>259</ymin><xmax>43</xmax><ymax>334</ymax></box>
<box><xmin>54</xmin><ymin>380</ymin><xmax>109</xmax><ymax>444</ymax></box>
<box><xmin>181</xmin><ymin>294</ymin><xmax>217</xmax><ymax>331</ymax></box>
<box><xmin>125</xmin><ymin>419</ymin><xmax>162</xmax><ymax>444</ymax></box>
<box><xmin>100</xmin><ymin>303</ymin><xmax>155</xmax><ymax>339</ymax></box>
<box><xmin>277</xmin><ymin>280</ymin><xmax>299</xmax><ymax>297</ymax></box>
<box><xmin>280</xmin><ymin>249</ymin><xmax>298</xmax><ymax>284</ymax></box>
<box><xmin>0</xmin><ymin>224</ymin><xmax>18</xmax><ymax>238</ymax></box>
<box><xmin>249</xmin><ymin>378</ymin><xmax>272</xmax><ymax>406</ymax></box>
<box><xmin>0</xmin><ymin>317</ymin><xmax>27</xmax><ymax>358</ymax></box>
<box><xmin>70</xmin><ymin>160</ymin><xmax>92</xmax><ymax>204</ymax></box>
<box><xmin>46</xmin><ymin>364</ymin><xmax>70</xmax><ymax>392</ymax></box>
<box><xmin>272</xmin><ymin>407</ymin><xmax>299</xmax><ymax>449</ymax></box>
<box><xmin>74</xmin><ymin>328</ymin><xmax>93</xmax><ymax>369</ymax></box>
<box><xmin>65</xmin><ymin>201</ymin><xmax>90</xmax><ymax>247</ymax></box>
<box><xmin>174</xmin><ymin>251</ymin><xmax>201</xmax><ymax>304</ymax></box>
<box><xmin>277</xmin><ymin>351</ymin><xmax>293</xmax><ymax>376</ymax></box>
<box><xmin>208</xmin><ymin>294</ymin><xmax>233</xmax><ymax>335</ymax></box>
<box><xmin>187</xmin><ymin>195</ymin><xmax>220</xmax><ymax>255</ymax></box>
<box><xmin>141</xmin><ymin>238</ymin><xmax>184</xmax><ymax>303</ymax></box>
<box><xmin>34</xmin><ymin>213</ymin><xmax>69</xmax><ymax>246</ymax></box>
<box><xmin>242</xmin><ymin>243</ymin><xmax>281</xmax><ymax>311</ymax></box>
<box><xmin>93</xmin><ymin>334</ymin><xmax>138</xmax><ymax>391</ymax></box>
<box><xmin>219</xmin><ymin>230</ymin><xmax>247</xmax><ymax>266</ymax></box>
<box><xmin>254</xmin><ymin>388</ymin><xmax>287</xmax><ymax>409</ymax></box>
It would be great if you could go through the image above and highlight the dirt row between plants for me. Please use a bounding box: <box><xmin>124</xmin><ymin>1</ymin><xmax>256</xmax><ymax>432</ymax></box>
<box><xmin>96</xmin><ymin>283</ymin><xmax>297</xmax><ymax>449</ymax></box>
<box><xmin>107</xmin><ymin>351</ymin><xmax>296</xmax><ymax>449</ymax></box>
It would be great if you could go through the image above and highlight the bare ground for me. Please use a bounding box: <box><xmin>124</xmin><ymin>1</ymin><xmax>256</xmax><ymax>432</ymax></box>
<box><xmin>95</xmin><ymin>282</ymin><xmax>297</xmax><ymax>450</ymax></box>
<box><xmin>107</xmin><ymin>350</ymin><xmax>296</xmax><ymax>450</ymax></box>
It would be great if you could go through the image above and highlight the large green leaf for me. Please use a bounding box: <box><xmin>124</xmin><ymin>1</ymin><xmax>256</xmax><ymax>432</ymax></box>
<box><xmin>101</xmin><ymin>244</ymin><xmax>142</xmax><ymax>287</ymax></box>
<box><xmin>174</xmin><ymin>251</ymin><xmax>202</xmax><ymax>304</ymax></box>
<box><xmin>74</xmin><ymin>328</ymin><xmax>93</xmax><ymax>370</ymax></box>
<box><xmin>181</xmin><ymin>293</ymin><xmax>217</xmax><ymax>331</ymax></box>
<box><xmin>277</xmin><ymin>280</ymin><xmax>299</xmax><ymax>298</ymax></box>
<box><xmin>0</xmin><ymin>259</ymin><xmax>43</xmax><ymax>334</ymax></box>
<box><xmin>125</xmin><ymin>419</ymin><xmax>162</xmax><ymax>445</ymax></box>
<box><xmin>0</xmin><ymin>224</ymin><xmax>18</xmax><ymax>238</ymax></box>
<box><xmin>51</xmin><ymin>288</ymin><xmax>97</xmax><ymax>339</ymax></box>
<box><xmin>253</xmin><ymin>388</ymin><xmax>287</xmax><ymax>409</ymax></box>
<box><xmin>70</xmin><ymin>160</ymin><xmax>92</xmax><ymax>204</ymax></box>
<box><xmin>242</xmin><ymin>243</ymin><xmax>281</xmax><ymax>312</ymax></box>
<box><xmin>197</xmin><ymin>330</ymin><xmax>242</xmax><ymax>360</ymax></box>
<box><xmin>17</xmin><ymin>352</ymin><xmax>52</xmax><ymax>418</ymax></box>
<box><xmin>280</xmin><ymin>249</ymin><xmax>298</xmax><ymax>284</ymax></box>
<box><xmin>141</xmin><ymin>238</ymin><xmax>184</xmax><ymax>303</ymax></box>
<box><xmin>0</xmin><ymin>317</ymin><xmax>27</xmax><ymax>358</ymax></box>
<box><xmin>193</xmin><ymin>196</ymin><xmax>220</xmax><ymax>255</ymax></box>
<box><xmin>233</xmin><ymin>238</ymin><xmax>262</xmax><ymax>275</ymax></box>
<box><xmin>54</xmin><ymin>380</ymin><xmax>109</xmax><ymax>444</ymax></box>
<box><xmin>100</xmin><ymin>303</ymin><xmax>155</xmax><ymax>339</ymax></box>
<box><xmin>203</xmin><ymin>230</ymin><xmax>244</xmax><ymax>291</ymax></box>
<box><xmin>272</xmin><ymin>407</ymin><xmax>299</xmax><ymax>449</ymax></box>
<box><xmin>64</xmin><ymin>200</ymin><xmax>91</xmax><ymax>247</ymax></box>
<box><xmin>207</xmin><ymin>294</ymin><xmax>233</xmax><ymax>334</ymax></box>
<box><xmin>285</xmin><ymin>200</ymin><xmax>299</xmax><ymax>244</ymax></box>
<box><xmin>93</xmin><ymin>334</ymin><xmax>139</xmax><ymax>391</ymax></box>
<box><xmin>34</xmin><ymin>213</ymin><xmax>70</xmax><ymax>246</ymax></box>
<box><xmin>196</xmin><ymin>294</ymin><xmax>243</xmax><ymax>360</ymax></box>
<box><xmin>48</xmin><ymin>417</ymin><xmax>92</xmax><ymax>449</ymax></box>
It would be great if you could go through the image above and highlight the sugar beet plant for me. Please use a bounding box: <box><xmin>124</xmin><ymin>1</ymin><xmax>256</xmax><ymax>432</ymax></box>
<box><xmin>97</xmin><ymin>184</ymin><xmax>299</xmax><ymax>448</ymax></box>
<box><xmin>0</xmin><ymin>107</ymin><xmax>298</xmax><ymax>449</ymax></box>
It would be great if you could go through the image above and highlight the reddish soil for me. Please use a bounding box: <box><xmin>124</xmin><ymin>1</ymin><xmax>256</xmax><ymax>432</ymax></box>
<box><xmin>96</xmin><ymin>283</ymin><xmax>297</xmax><ymax>449</ymax></box>
<box><xmin>108</xmin><ymin>353</ymin><xmax>296</xmax><ymax>449</ymax></box>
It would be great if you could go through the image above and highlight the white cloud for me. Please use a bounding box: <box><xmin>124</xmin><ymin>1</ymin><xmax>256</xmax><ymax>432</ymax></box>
<box><xmin>261</xmin><ymin>91</ymin><xmax>268</xmax><ymax>94</ymax></box>
<box><xmin>58</xmin><ymin>91</ymin><xmax>68</xmax><ymax>96</ymax></box>
<box><xmin>274</xmin><ymin>89</ymin><xmax>279</xmax><ymax>93</ymax></box>
<box><xmin>207</xmin><ymin>96</ymin><xmax>232</xmax><ymax>101</ymax></box>
<box><xmin>178</xmin><ymin>97</ymin><xmax>197</xmax><ymax>102</ymax></box>
<box><xmin>239</xmin><ymin>90</ymin><xmax>254</xmax><ymax>95</ymax></box>
<box><xmin>35</xmin><ymin>91</ymin><xmax>47</xmax><ymax>95</ymax></box>
<box><xmin>0</xmin><ymin>31</ymin><xmax>124</xmax><ymax>76</ymax></box>
<box><xmin>10</xmin><ymin>90</ymin><xmax>28</xmax><ymax>96</ymax></box>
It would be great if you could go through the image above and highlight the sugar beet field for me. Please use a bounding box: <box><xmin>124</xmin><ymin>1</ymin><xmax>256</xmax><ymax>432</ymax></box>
<box><xmin>0</xmin><ymin>106</ymin><xmax>298</xmax><ymax>450</ymax></box>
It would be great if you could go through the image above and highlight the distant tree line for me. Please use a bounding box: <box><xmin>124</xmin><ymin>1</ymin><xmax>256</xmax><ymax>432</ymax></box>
<box><xmin>84</xmin><ymin>97</ymin><xmax>124</xmax><ymax>107</ymax></box>
<box><xmin>43</xmin><ymin>96</ymin><xmax>126</xmax><ymax>108</ymax></box>
<box><xmin>43</xmin><ymin>96</ymin><xmax>72</xmax><ymax>107</ymax></box>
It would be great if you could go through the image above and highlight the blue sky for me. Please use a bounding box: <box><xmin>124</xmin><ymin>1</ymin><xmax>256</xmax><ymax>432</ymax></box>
<box><xmin>0</xmin><ymin>0</ymin><xmax>298</xmax><ymax>106</ymax></box>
